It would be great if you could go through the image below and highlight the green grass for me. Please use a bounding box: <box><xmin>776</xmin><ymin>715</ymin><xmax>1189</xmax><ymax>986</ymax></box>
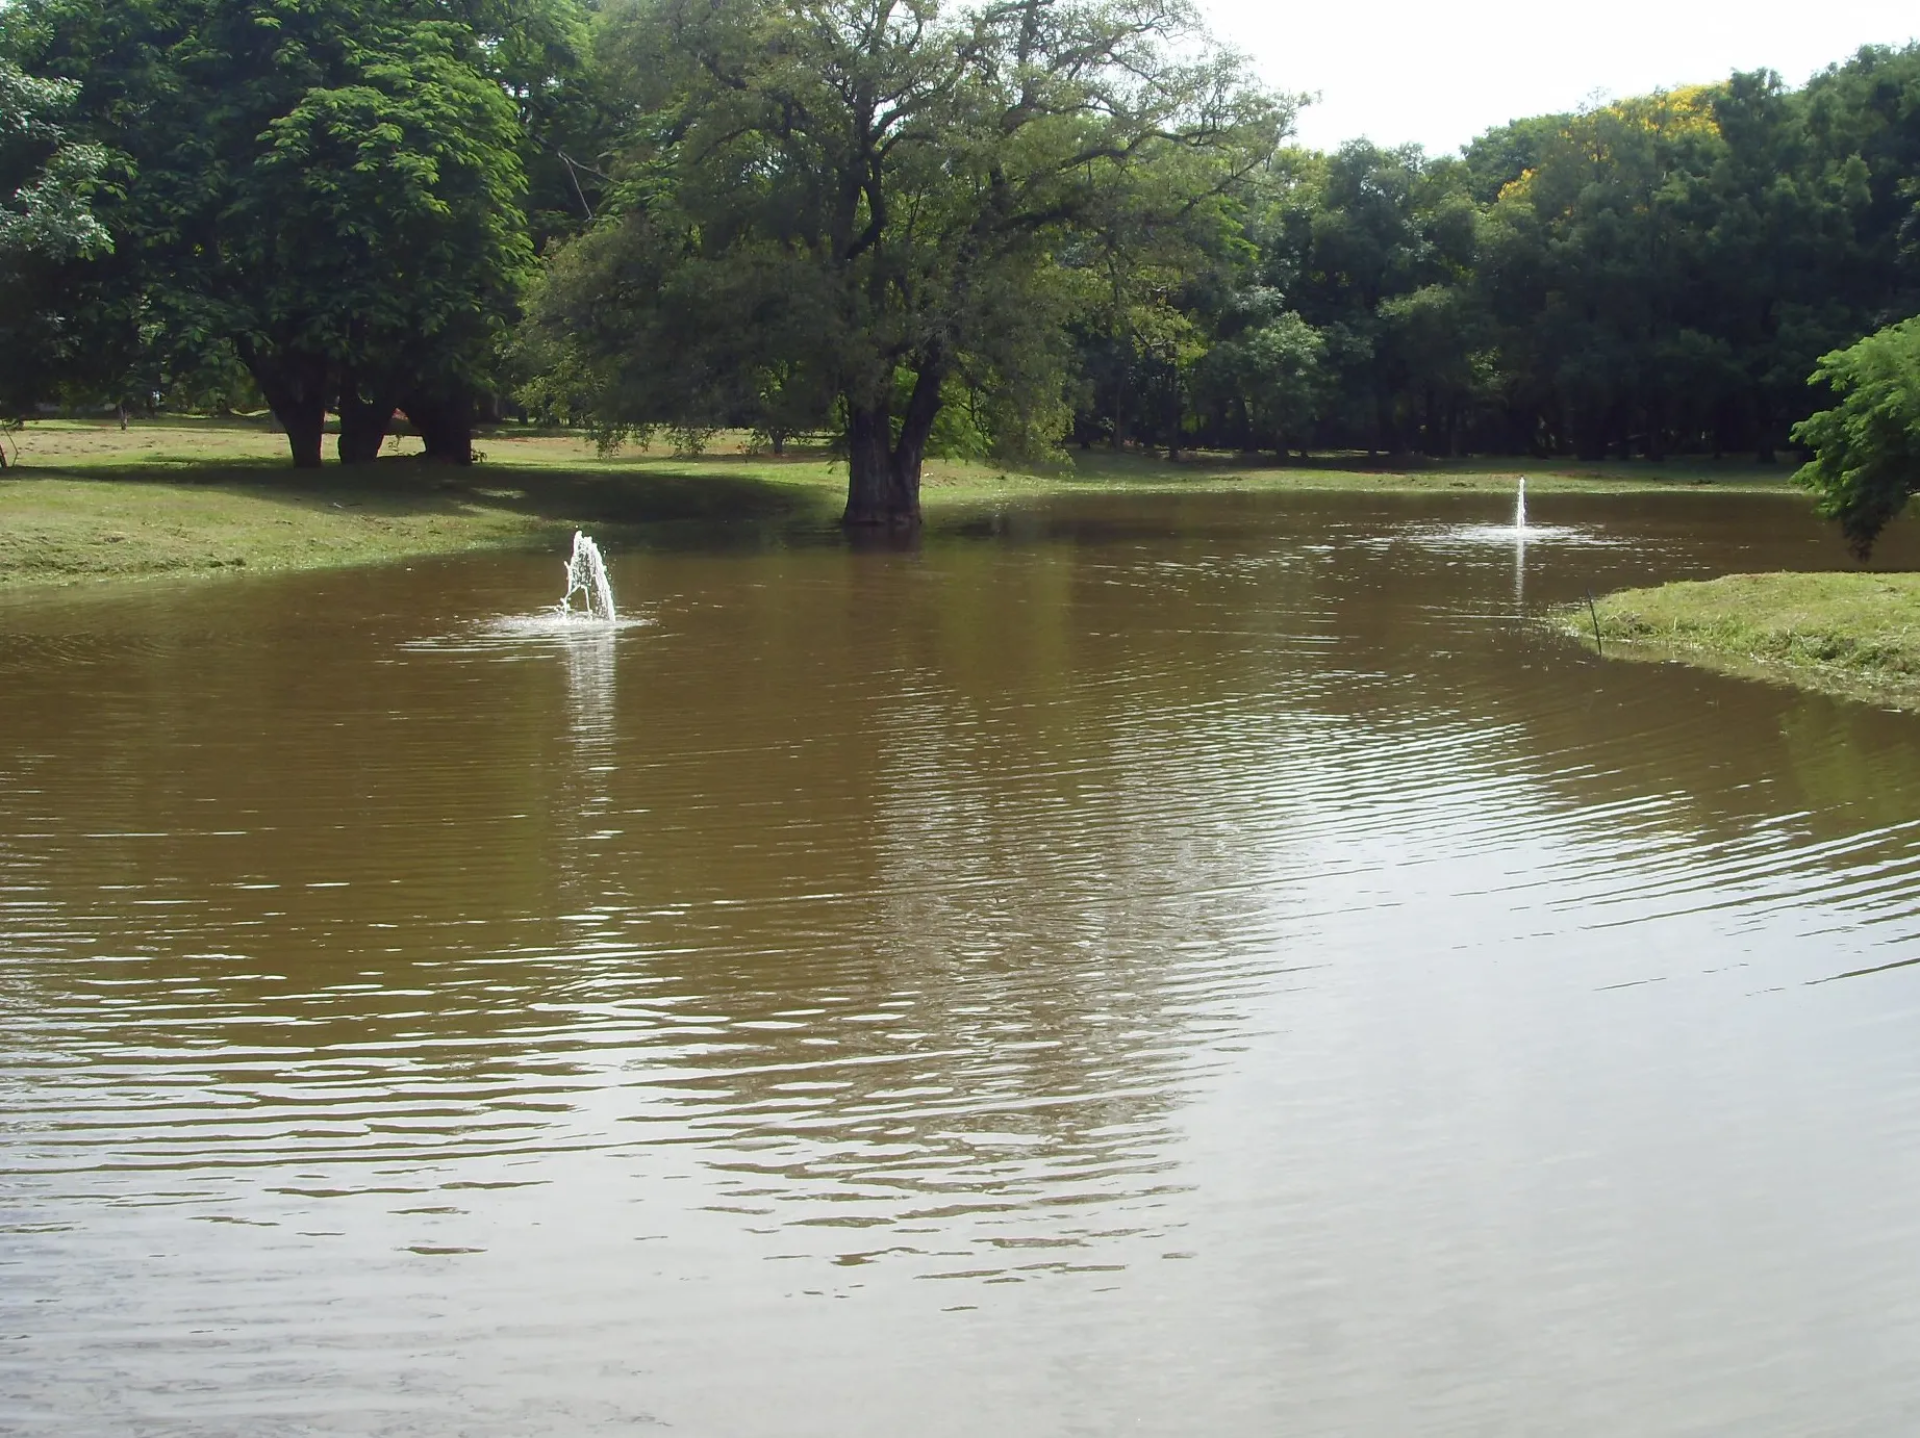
<box><xmin>1573</xmin><ymin>572</ymin><xmax>1920</xmax><ymax>710</ymax></box>
<box><xmin>0</xmin><ymin>471</ymin><xmax>552</xmax><ymax>585</ymax></box>
<box><xmin>0</xmin><ymin>417</ymin><xmax>1805</xmax><ymax>588</ymax></box>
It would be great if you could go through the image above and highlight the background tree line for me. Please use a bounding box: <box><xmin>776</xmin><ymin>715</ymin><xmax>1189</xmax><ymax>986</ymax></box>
<box><xmin>1161</xmin><ymin>60</ymin><xmax>1920</xmax><ymax>472</ymax></box>
<box><xmin>3</xmin><ymin>1</ymin><xmax>1918</xmax><ymax>535</ymax></box>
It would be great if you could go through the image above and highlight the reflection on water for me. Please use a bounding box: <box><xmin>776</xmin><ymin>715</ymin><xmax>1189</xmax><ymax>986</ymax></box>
<box><xmin>5</xmin><ymin>491</ymin><xmax>1920</xmax><ymax>1436</ymax></box>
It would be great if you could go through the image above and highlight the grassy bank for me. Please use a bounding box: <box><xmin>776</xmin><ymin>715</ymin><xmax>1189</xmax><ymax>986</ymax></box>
<box><xmin>1</xmin><ymin>417</ymin><xmax>1805</xmax><ymax>588</ymax></box>
<box><xmin>1577</xmin><ymin>572</ymin><xmax>1920</xmax><ymax>710</ymax></box>
<box><xmin>0</xmin><ymin>471</ymin><xmax>552</xmax><ymax>585</ymax></box>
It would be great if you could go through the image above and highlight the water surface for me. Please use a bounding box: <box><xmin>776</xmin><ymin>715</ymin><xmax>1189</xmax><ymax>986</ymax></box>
<box><xmin>5</xmin><ymin>489</ymin><xmax>1920</xmax><ymax>1436</ymax></box>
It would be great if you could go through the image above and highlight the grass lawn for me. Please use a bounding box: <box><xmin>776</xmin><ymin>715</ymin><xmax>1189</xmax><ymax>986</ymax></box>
<box><xmin>1</xmin><ymin>416</ymin><xmax>1806</xmax><ymax>588</ymax></box>
<box><xmin>1576</xmin><ymin>572</ymin><xmax>1920</xmax><ymax>711</ymax></box>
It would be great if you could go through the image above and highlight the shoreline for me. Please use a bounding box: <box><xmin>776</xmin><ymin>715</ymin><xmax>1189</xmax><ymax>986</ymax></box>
<box><xmin>1572</xmin><ymin>573</ymin><xmax>1920</xmax><ymax>712</ymax></box>
<box><xmin>1</xmin><ymin>419</ymin><xmax>1809</xmax><ymax>590</ymax></box>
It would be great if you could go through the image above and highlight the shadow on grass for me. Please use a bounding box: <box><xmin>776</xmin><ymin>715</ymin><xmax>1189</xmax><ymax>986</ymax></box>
<box><xmin>476</xmin><ymin>462</ymin><xmax>842</xmax><ymax>532</ymax></box>
<box><xmin>18</xmin><ymin>452</ymin><xmax>843</xmax><ymax>537</ymax></box>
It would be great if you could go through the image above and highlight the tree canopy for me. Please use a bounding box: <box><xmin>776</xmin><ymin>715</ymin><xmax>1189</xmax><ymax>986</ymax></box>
<box><xmin>2</xmin><ymin>0</ymin><xmax>583</xmax><ymax>462</ymax></box>
<box><xmin>523</xmin><ymin>0</ymin><xmax>1288</xmax><ymax>524</ymax></box>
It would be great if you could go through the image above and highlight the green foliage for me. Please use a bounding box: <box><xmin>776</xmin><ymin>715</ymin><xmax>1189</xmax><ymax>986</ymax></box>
<box><xmin>239</xmin><ymin>20</ymin><xmax>535</xmax><ymax>381</ymax></box>
<box><xmin>0</xmin><ymin>55</ymin><xmax>111</xmax><ymax>425</ymax></box>
<box><xmin>1196</xmin><ymin>310</ymin><xmax>1327</xmax><ymax>453</ymax></box>
<box><xmin>1477</xmin><ymin>87</ymin><xmax>1731</xmax><ymax>457</ymax></box>
<box><xmin>1792</xmin><ymin>318</ymin><xmax>1920</xmax><ymax>555</ymax></box>
<box><xmin>0</xmin><ymin>58</ymin><xmax>109</xmax><ymax>261</ymax></box>
<box><xmin>525</xmin><ymin>0</ymin><xmax>1288</xmax><ymax>520</ymax></box>
<box><xmin>4</xmin><ymin>0</ymin><xmax>555</xmax><ymax>461</ymax></box>
<box><xmin>1162</xmin><ymin>44</ymin><xmax>1920</xmax><ymax>474</ymax></box>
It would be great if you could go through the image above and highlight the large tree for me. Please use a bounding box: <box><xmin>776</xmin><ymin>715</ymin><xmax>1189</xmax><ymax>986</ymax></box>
<box><xmin>239</xmin><ymin>19</ymin><xmax>539</xmax><ymax>464</ymax></box>
<box><xmin>526</xmin><ymin>0</ymin><xmax>1285</xmax><ymax>526</ymax></box>
<box><xmin>5</xmin><ymin>0</ymin><xmax>546</xmax><ymax>466</ymax></box>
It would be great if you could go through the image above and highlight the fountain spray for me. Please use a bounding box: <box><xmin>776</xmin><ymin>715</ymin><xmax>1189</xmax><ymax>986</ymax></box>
<box><xmin>558</xmin><ymin>531</ymin><xmax>617</xmax><ymax>623</ymax></box>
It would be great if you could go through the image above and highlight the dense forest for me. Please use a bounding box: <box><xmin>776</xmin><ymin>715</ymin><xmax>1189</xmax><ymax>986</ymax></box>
<box><xmin>2</xmin><ymin>0</ymin><xmax>1918</xmax><ymax>536</ymax></box>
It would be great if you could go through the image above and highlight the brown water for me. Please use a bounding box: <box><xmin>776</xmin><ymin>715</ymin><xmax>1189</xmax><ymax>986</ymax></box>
<box><xmin>5</xmin><ymin>489</ymin><xmax>1920</xmax><ymax>1436</ymax></box>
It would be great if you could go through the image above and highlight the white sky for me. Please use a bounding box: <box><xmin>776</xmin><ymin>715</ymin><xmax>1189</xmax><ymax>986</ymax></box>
<box><xmin>1198</xmin><ymin>0</ymin><xmax>1920</xmax><ymax>155</ymax></box>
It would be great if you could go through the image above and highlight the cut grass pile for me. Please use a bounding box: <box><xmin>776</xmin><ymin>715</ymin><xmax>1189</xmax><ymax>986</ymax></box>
<box><xmin>1579</xmin><ymin>571</ymin><xmax>1920</xmax><ymax>709</ymax></box>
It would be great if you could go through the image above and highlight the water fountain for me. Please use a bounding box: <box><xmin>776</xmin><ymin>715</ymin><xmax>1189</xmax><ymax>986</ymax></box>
<box><xmin>1375</xmin><ymin>471</ymin><xmax>1618</xmax><ymax>559</ymax></box>
<box><xmin>402</xmin><ymin>527</ymin><xmax>640</xmax><ymax>656</ymax></box>
<box><xmin>1513</xmin><ymin>476</ymin><xmax>1529</xmax><ymax>606</ymax></box>
<box><xmin>557</xmin><ymin>530</ymin><xmax>617</xmax><ymax>623</ymax></box>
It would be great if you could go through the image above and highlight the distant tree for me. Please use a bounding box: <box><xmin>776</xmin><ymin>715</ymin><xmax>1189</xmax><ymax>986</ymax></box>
<box><xmin>1064</xmin><ymin>118</ymin><xmax>1253</xmax><ymax>455</ymax></box>
<box><xmin>1243</xmin><ymin>140</ymin><xmax>1479</xmax><ymax>455</ymax></box>
<box><xmin>240</xmin><ymin>20</ymin><xmax>538</xmax><ymax>464</ymax></box>
<box><xmin>1196</xmin><ymin>307</ymin><xmax>1326</xmax><ymax>456</ymax></box>
<box><xmin>1799</xmin><ymin>45</ymin><xmax>1920</xmax><ymax>332</ymax></box>
<box><xmin>1477</xmin><ymin>88</ymin><xmax>1729</xmax><ymax>459</ymax></box>
<box><xmin>1792</xmin><ymin>318</ymin><xmax>1920</xmax><ymax>556</ymax></box>
<box><xmin>742</xmin><ymin>361</ymin><xmax>832</xmax><ymax>456</ymax></box>
<box><xmin>1460</xmin><ymin>112</ymin><xmax>1567</xmax><ymax>206</ymax></box>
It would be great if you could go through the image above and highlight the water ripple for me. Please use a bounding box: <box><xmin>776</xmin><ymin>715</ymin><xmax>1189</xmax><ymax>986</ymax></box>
<box><xmin>6</xmin><ymin>498</ymin><xmax>1920</xmax><ymax>1435</ymax></box>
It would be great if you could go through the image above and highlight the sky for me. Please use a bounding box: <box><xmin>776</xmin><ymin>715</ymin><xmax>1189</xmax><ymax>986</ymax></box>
<box><xmin>1198</xmin><ymin>0</ymin><xmax>1920</xmax><ymax>155</ymax></box>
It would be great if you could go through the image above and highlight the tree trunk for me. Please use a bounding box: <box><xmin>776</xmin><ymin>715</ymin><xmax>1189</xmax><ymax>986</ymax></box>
<box><xmin>1643</xmin><ymin>396</ymin><xmax>1665</xmax><ymax>461</ymax></box>
<box><xmin>843</xmin><ymin>362</ymin><xmax>940</xmax><ymax>528</ymax></box>
<box><xmin>337</xmin><ymin>372</ymin><xmax>396</xmax><ymax>465</ymax></box>
<box><xmin>843</xmin><ymin>402</ymin><xmax>899</xmax><ymax>526</ymax></box>
<box><xmin>402</xmin><ymin>390</ymin><xmax>474</xmax><ymax>464</ymax></box>
<box><xmin>240</xmin><ymin>344</ymin><xmax>330</xmax><ymax>469</ymax></box>
<box><xmin>1755</xmin><ymin>396</ymin><xmax>1776</xmax><ymax>463</ymax></box>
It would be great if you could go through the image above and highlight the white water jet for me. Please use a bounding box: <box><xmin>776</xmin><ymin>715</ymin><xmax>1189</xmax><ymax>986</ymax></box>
<box><xmin>1385</xmin><ymin>472</ymin><xmax>1621</xmax><ymax>555</ymax></box>
<box><xmin>557</xmin><ymin>530</ymin><xmax>616</xmax><ymax>623</ymax></box>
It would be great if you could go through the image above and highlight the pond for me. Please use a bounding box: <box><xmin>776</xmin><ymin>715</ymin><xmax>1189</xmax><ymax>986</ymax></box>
<box><xmin>5</xmin><ymin>488</ymin><xmax>1920</xmax><ymax>1436</ymax></box>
